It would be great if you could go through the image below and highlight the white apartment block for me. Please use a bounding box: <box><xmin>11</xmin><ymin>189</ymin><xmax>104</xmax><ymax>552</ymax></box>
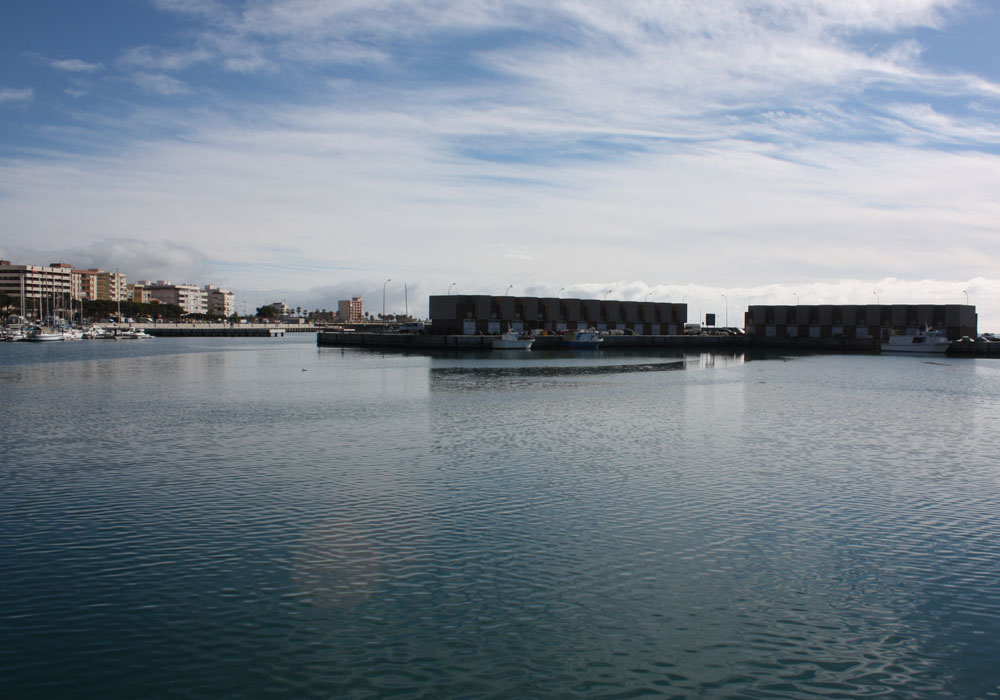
<box><xmin>0</xmin><ymin>260</ymin><xmax>74</xmax><ymax>312</ymax></box>
<box><xmin>144</xmin><ymin>281</ymin><xmax>208</xmax><ymax>314</ymax></box>
<box><xmin>204</xmin><ymin>285</ymin><xmax>235</xmax><ymax>317</ymax></box>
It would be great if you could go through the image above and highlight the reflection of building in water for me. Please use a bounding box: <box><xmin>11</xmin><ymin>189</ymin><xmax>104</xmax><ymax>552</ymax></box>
<box><xmin>745</xmin><ymin>304</ymin><xmax>977</xmax><ymax>341</ymax></box>
<box><xmin>429</xmin><ymin>295</ymin><xmax>687</xmax><ymax>336</ymax></box>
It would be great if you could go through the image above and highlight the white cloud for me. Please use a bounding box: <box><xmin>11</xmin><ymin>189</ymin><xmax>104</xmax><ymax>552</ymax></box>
<box><xmin>3</xmin><ymin>0</ymin><xmax>1000</xmax><ymax>328</ymax></box>
<box><xmin>118</xmin><ymin>46</ymin><xmax>214</xmax><ymax>72</ymax></box>
<box><xmin>0</xmin><ymin>87</ymin><xmax>33</xmax><ymax>104</ymax></box>
<box><xmin>129</xmin><ymin>72</ymin><xmax>191</xmax><ymax>95</ymax></box>
<box><xmin>49</xmin><ymin>58</ymin><xmax>101</xmax><ymax>73</ymax></box>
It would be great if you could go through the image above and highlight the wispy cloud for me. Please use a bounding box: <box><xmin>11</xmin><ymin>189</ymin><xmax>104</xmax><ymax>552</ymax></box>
<box><xmin>129</xmin><ymin>72</ymin><xmax>190</xmax><ymax>95</ymax></box>
<box><xmin>2</xmin><ymin>0</ymin><xmax>999</xmax><ymax>327</ymax></box>
<box><xmin>49</xmin><ymin>58</ymin><xmax>102</xmax><ymax>73</ymax></box>
<box><xmin>117</xmin><ymin>46</ymin><xmax>214</xmax><ymax>72</ymax></box>
<box><xmin>0</xmin><ymin>87</ymin><xmax>33</xmax><ymax>104</ymax></box>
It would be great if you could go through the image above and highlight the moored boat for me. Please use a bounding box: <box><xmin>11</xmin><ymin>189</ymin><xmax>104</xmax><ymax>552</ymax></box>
<box><xmin>492</xmin><ymin>330</ymin><xmax>534</xmax><ymax>350</ymax></box>
<box><xmin>561</xmin><ymin>328</ymin><xmax>603</xmax><ymax>349</ymax></box>
<box><xmin>82</xmin><ymin>326</ymin><xmax>113</xmax><ymax>339</ymax></box>
<box><xmin>117</xmin><ymin>327</ymin><xmax>153</xmax><ymax>340</ymax></box>
<box><xmin>881</xmin><ymin>328</ymin><xmax>950</xmax><ymax>354</ymax></box>
<box><xmin>26</xmin><ymin>326</ymin><xmax>65</xmax><ymax>342</ymax></box>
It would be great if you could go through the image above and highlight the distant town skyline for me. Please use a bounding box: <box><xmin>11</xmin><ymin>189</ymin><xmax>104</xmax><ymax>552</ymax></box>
<box><xmin>2</xmin><ymin>1</ymin><xmax>999</xmax><ymax>329</ymax></box>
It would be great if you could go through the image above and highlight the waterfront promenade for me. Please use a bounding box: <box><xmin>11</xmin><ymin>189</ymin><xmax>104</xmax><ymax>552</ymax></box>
<box><xmin>95</xmin><ymin>322</ymin><xmax>317</xmax><ymax>337</ymax></box>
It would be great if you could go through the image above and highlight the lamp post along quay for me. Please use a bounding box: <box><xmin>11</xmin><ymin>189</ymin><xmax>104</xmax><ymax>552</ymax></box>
<box><xmin>383</xmin><ymin>278</ymin><xmax>391</xmax><ymax>324</ymax></box>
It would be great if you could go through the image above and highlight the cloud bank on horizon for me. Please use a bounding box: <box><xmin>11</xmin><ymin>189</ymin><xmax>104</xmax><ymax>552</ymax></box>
<box><xmin>1</xmin><ymin>0</ymin><xmax>999</xmax><ymax>326</ymax></box>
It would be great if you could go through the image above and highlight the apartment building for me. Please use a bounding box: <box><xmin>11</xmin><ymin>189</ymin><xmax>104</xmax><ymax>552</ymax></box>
<box><xmin>0</xmin><ymin>260</ymin><xmax>74</xmax><ymax>314</ymax></box>
<box><xmin>95</xmin><ymin>271</ymin><xmax>127</xmax><ymax>301</ymax></box>
<box><xmin>338</xmin><ymin>296</ymin><xmax>364</xmax><ymax>323</ymax></box>
<box><xmin>144</xmin><ymin>281</ymin><xmax>208</xmax><ymax>314</ymax></box>
<box><xmin>75</xmin><ymin>268</ymin><xmax>101</xmax><ymax>300</ymax></box>
<box><xmin>128</xmin><ymin>282</ymin><xmax>151</xmax><ymax>304</ymax></box>
<box><xmin>204</xmin><ymin>285</ymin><xmax>235</xmax><ymax>317</ymax></box>
<box><xmin>429</xmin><ymin>295</ymin><xmax>687</xmax><ymax>335</ymax></box>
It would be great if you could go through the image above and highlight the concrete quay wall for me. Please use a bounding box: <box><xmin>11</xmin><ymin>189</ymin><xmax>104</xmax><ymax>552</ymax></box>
<box><xmin>316</xmin><ymin>331</ymin><xmax>1000</xmax><ymax>357</ymax></box>
<box><xmin>96</xmin><ymin>323</ymin><xmax>316</xmax><ymax>337</ymax></box>
<box><xmin>316</xmin><ymin>331</ymin><xmax>745</xmax><ymax>350</ymax></box>
<box><xmin>948</xmin><ymin>340</ymin><xmax>1000</xmax><ymax>356</ymax></box>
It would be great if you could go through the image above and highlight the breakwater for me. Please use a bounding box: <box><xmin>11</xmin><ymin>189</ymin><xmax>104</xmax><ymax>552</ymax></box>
<box><xmin>317</xmin><ymin>331</ymin><xmax>744</xmax><ymax>350</ymax></box>
<box><xmin>317</xmin><ymin>331</ymin><xmax>1000</xmax><ymax>356</ymax></box>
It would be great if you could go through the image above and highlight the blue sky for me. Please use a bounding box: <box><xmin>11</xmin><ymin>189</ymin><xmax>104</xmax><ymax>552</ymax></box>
<box><xmin>1</xmin><ymin>0</ymin><xmax>999</xmax><ymax>326</ymax></box>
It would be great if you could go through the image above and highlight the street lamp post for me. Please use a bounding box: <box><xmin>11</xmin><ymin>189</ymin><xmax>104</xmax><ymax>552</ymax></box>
<box><xmin>382</xmin><ymin>278</ymin><xmax>391</xmax><ymax>324</ymax></box>
<box><xmin>604</xmin><ymin>289</ymin><xmax>612</xmax><ymax>301</ymax></box>
<box><xmin>558</xmin><ymin>287</ymin><xmax>564</xmax><ymax>299</ymax></box>
<box><xmin>505</xmin><ymin>285</ymin><xmax>514</xmax><ymax>296</ymax></box>
<box><xmin>963</xmin><ymin>289</ymin><xmax>969</xmax><ymax>305</ymax></box>
<box><xmin>645</xmin><ymin>292</ymin><xmax>652</xmax><ymax>303</ymax></box>
<box><xmin>448</xmin><ymin>282</ymin><xmax>456</xmax><ymax>295</ymax></box>
<box><xmin>793</xmin><ymin>292</ymin><xmax>799</xmax><ymax>305</ymax></box>
<box><xmin>873</xmin><ymin>290</ymin><xmax>880</xmax><ymax>305</ymax></box>
<box><xmin>721</xmin><ymin>293</ymin><xmax>728</xmax><ymax>327</ymax></box>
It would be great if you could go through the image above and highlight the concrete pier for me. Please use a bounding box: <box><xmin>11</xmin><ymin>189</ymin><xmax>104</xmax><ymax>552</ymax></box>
<box><xmin>316</xmin><ymin>331</ymin><xmax>1000</xmax><ymax>356</ymax></box>
<box><xmin>97</xmin><ymin>323</ymin><xmax>316</xmax><ymax>337</ymax></box>
<box><xmin>316</xmin><ymin>331</ymin><xmax>744</xmax><ymax>351</ymax></box>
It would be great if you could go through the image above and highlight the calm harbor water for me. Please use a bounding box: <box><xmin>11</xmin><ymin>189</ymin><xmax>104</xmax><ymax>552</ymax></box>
<box><xmin>2</xmin><ymin>335</ymin><xmax>1000</xmax><ymax>699</ymax></box>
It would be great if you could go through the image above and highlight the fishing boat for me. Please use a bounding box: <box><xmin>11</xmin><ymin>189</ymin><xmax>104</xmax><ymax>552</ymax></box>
<box><xmin>561</xmin><ymin>328</ymin><xmax>603</xmax><ymax>349</ymax></box>
<box><xmin>881</xmin><ymin>328</ymin><xmax>951</xmax><ymax>354</ymax></box>
<box><xmin>492</xmin><ymin>329</ymin><xmax>534</xmax><ymax>350</ymax></box>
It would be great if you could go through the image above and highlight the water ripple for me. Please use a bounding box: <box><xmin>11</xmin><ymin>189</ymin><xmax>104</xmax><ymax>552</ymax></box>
<box><xmin>3</xmin><ymin>343</ymin><xmax>1000</xmax><ymax>698</ymax></box>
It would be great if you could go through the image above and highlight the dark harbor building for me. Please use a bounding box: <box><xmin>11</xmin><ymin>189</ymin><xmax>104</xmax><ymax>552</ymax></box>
<box><xmin>429</xmin><ymin>295</ymin><xmax>687</xmax><ymax>336</ymax></box>
<box><xmin>745</xmin><ymin>304</ymin><xmax>977</xmax><ymax>341</ymax></box>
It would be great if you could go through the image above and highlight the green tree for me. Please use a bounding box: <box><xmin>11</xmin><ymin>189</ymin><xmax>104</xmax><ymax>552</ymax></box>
<box><xmin>256</xmin><ymin>304</ymin><xmax>280</xmax><ymax>319</ymax></box>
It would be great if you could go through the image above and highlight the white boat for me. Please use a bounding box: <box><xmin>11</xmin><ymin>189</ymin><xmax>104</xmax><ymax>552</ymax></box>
<box><xmin>3</xmin><ymin>326</ymin><xmax>27</xmax><ymax>341</ymax></box>
<box><xmin>492</xmin><ymin>330</ymin><xmax>534</xmax><ymax>350</ymax></box>
<box><xmin>561</xmin><ymin>328</ymin><xmax>603</xmax><ymax>349</ymax></box>
<box><xmin>26</xmin><ymin>326</ymin><xmax>65</xmax><ymax>342</ymax></box>
<box><xmin>82</xmin><ymin>326</ymin><xmax>112</xmax><ymax>340</ymax></box>
<box><xmin>117</xmin><ymin>327</ymin><xmax>153</xmax><ymax>340</ymax></box>
<box><xmin>881</xmin><ymin>328</ymin><xmax>951</xmax><ymax>354</ymax></box>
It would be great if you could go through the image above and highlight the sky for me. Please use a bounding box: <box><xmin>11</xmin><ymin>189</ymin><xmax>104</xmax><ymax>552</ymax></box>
<box><xmin>1</xmin><ymin>0</ymin><xmax>999</xmax><ymax>328</ymax></box>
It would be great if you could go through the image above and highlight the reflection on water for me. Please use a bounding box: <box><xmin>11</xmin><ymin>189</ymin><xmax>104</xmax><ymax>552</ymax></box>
<box><xmin>2</xmin><ymin>337</ymin><xmax>1000</xmax><ymax>699</ymax></box>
